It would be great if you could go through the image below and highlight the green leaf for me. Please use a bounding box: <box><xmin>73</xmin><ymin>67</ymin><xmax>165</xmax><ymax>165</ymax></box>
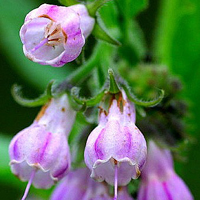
<box><xmin>154</xmin><ymin>1</ymin><xmax>200</xmax><ymax>197</ymax></box>
<box><xmin>122</xmin><ymin>81</ymin><xmax>165</xmax><ymax>107</ymax></box>
<box><xmin>118</xmin><ymin>19</ymin><xmax>147</xmax><ymax>64</ymax></box>
<box><xmin>59</xmin><ymin>0</ymin><xmax>79</xmax><ymax>6</ymax></box>
<box><xmin>116</xmin><ymin>0</ymin><xmax>148</xmax><ymax>18</ymax></box>
<box><xmin>97</xmin><ymin>0</ymin><xmax>121</xmax><ymax>40</ymax></box>
<box><xmin>87</xmin><ymin>0</ymin><xmax>112</xmax><ymax>17</ymax></box>
<box><xmin>11</xmin><ymin>81</ymin><xmax>54</xmax><ymax>107</ymax></box>
<box><xmin>92</xmin><ymin>22</ymin><xmax>121</xmax><ymax>46</ymax></box>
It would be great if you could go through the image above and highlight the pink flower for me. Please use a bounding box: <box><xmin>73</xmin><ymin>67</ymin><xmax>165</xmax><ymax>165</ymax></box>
<box><xmin>84</xmin><ymin>91</ymin><xmax>147</xmax><ymax>199</ymax></box>
<box><xmin>20</xmin><ymin>4</ymin><xmax>95</xmax><ymax>67</ymax></box>
<box><xmin>138</xmin><ymin>140</ymin><xmax>193</xmax><ymax>200</ymax></box>
<box><xmin>9</xmin><ymin>94</ymin><xmax>76</xmax><ymax>199</ymax></box>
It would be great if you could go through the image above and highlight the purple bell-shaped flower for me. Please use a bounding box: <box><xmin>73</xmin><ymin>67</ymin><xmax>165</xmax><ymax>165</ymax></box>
<box><xmin>138</xmin><ymin>140</ymin><xmax>193</xmax><ymax>200</ymax></box>
<box><xmin>50</xmin><ymin>167</ymin><xmax>134</xmax><ymax>200</ymax></box>
<box><xmin>20</xmin><ymin>4</ymin><xmax>95</xmax><ymax>67</ymax></box>
<box><xmin>9</xmin><ymin>94</ymin><xmax>76</xmax><ymax>199</ymax></box>
<box><xmin>84</xmin><ymin>91</ymin><xmax>147</xmax><ymax>199</ymax></box>
<box><xmin>50</xmin><ymin>167</ymin><xmax>108</xmax><ymax>200</ymax></box>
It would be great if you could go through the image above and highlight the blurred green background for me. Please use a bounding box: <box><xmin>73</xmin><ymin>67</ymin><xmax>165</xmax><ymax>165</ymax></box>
<box><xmin>0</xmin><ymin>0</ymin><xmax>200</xmax><ymax>199</ymax></box>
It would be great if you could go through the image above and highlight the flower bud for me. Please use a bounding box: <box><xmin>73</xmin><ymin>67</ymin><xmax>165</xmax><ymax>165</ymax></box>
<box><xmin>84</xmin><ymin>91</ymin><xmax>147</xmax><ymax>188</ymax></box>
<box><xmin>20</xmin><ymin>4</ymin><xmax>95</xmax><ymax>67</ymax></box>
<box><xmin>50</xmin><ymin>168</ymin><xmax>108</xmax><ymax>200</ymax></box>
<box><xmin>9</xmin><ymin>94</ymin><xmax>76</xmax><ymax>192</ymax></box>
<box><xmin>138</xmin><ymin>140</ymin><xmax>193</xmax><ymax>200</ymax></box>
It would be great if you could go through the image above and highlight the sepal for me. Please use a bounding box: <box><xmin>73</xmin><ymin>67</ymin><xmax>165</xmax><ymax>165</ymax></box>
<box><xmin>87</xmin><ymin>0</ymin><xmax>112</xmax><ymax>17</ymax></box>
<box><xmin>121</xmin><ymin>81</ymin><xmax>165</xmax><ymax>107</ymax></box>
<box><xmin>11</xmin><ymin>81</ymin><xmax>54</xmax><ymax>107</ymax></box>
<box><xmin>92</xmin><ymin>22</ymin><xmax>121</xmax><ymax>46</ymax></box>
<box><xmin>108</xmin><ymin>69</ymin><xmax>120</xmax><ymax>94</ymax></box>
<box><xmin>71</xmin><ymin>86</ymin><xmax>106</xmax><ymax>109</ymax></box>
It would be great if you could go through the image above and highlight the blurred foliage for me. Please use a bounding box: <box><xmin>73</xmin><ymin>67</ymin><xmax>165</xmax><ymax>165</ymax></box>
<box><xmin>153</xmin><ymin>0</ymin><xmax>200</xmax><ymax>198</ymax></box>
<box><xmin>0</xmin><ymin>0</ymin><xmax>200</xmax><ymax>199</ymax></box>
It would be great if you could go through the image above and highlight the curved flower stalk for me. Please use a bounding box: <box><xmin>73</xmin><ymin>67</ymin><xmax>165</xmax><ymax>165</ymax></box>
<box><xmin>20</xmin><ymin>4</ymin><xmax>95</xmax><ymax>67</ymax></box>
<box><xmin>84</xmin><ymin>91</ymin><xmax>147</xmax><ymax>199</ymax></box>
<box><xmin>50</xmin><ymin>167</ymin><xmax>134</xmax><ymax>200</ymax></box>
<box><xmin>9</xmin><ymin>94</ymin><xmax>76</xmax><ymax>199</ymax></box>
<box><xmin>138</xmin><ymin>140</ymin><xmax>193</xmax><ymax>200</ymax></box>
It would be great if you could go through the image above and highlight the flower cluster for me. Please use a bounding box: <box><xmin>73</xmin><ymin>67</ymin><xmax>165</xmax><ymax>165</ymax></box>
<box><xmin>8</xmin><ymin>1</ymin><xmax>194</xmax><ymax>200</ymax></box>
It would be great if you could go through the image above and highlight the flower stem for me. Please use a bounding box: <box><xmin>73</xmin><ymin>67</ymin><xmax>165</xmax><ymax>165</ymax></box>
<box><xmin>114</xmin><ymin>164</ymin><xmax>118</xmax><ymax>200</ymax></box>
<box><xmin>21</xmin><ymin>169</ymin><xmax>36</xmax><ymax>200</ymax></box>
<box><xmin>54</xmin><ymin>43</ymin><xmax>104</xmax><ymax>94</ymax></box>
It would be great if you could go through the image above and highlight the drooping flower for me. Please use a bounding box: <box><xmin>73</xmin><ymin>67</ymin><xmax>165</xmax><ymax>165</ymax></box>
<box><xmin>50</xmin><ymin>167</ymin><xmax>108</xmax><ymax>200</ymax></box>
<box><xmin>84</xmin><ymin>91</ymin><xmax>147</xmax><ymax>199</ymax></box>
<box><xmin>20</xmin><ymin>4</ymin><xmax>95</xmax><ymax>67</ymax></box>
<box><xmin>138</xmin><ymin>140</ymin><xmax>193</xmax><ymax>200</ymax></box>
<box><xmin>50</xmin><ymin>167</ymin><xmax>134</xmax><ymax>200</ymax></box>
<box><xmin>9</xmin><ymin>94</ymin><xmax>76</xmax><ymax>199</ymax></box>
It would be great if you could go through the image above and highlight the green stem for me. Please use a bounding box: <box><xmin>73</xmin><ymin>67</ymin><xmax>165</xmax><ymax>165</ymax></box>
<box><xmin>67</xmin><ymin>43</ymin><xmax>102</xmax><ymax>83</ymax></box>
<box><xmin>54</xmin><ymin>43</ymin><xmax>104</xmax><ymax>93</ymax></box>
